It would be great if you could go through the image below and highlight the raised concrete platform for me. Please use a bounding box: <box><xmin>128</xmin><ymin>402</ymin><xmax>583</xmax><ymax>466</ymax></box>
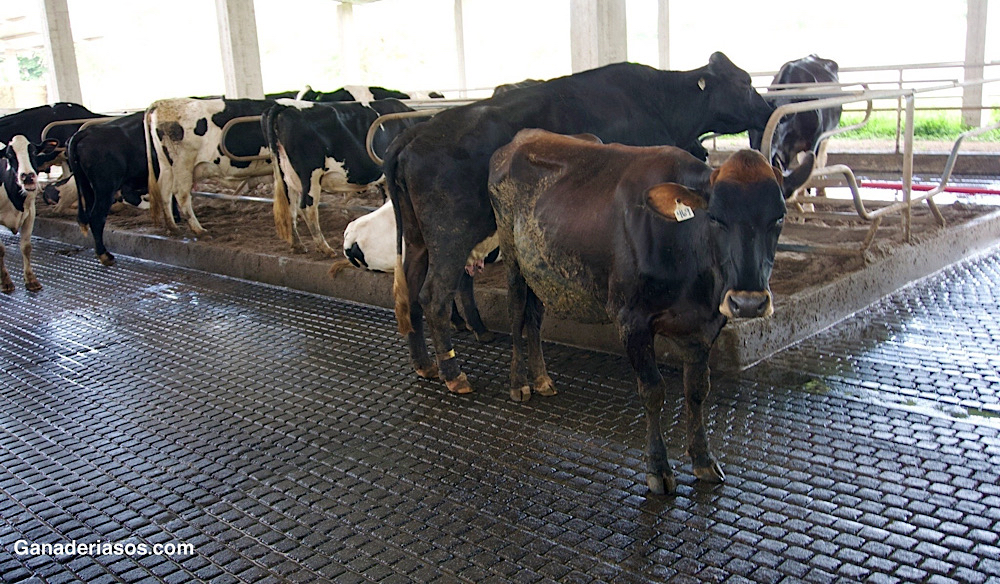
<box><xmin>32</xmin><ymin>207</ymin><xmax>1000</xmax><ymax>371</ymax></box>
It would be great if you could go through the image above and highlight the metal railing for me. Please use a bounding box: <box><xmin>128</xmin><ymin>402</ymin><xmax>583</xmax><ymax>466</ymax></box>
<box><xmin>757</xmin><ymin>77</ymin><xmax>1000</xmax><ymax>255</ymax></box>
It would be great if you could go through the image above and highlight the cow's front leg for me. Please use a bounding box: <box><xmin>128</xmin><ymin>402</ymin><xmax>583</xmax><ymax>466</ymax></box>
<box><xmin>20</xmin><ymin>229</ymin><xmax>41</xmax><ymax>292</ymax></box>
<box><xmin>684</xmin><ymin>358</ymin><xmax>724</xmax><ymax>484</ymax></box>
<box><xmin>619</xmin><ymin>320</ymin><xmax>675</xmax><ymax>495</ymax></box>
<box><xmin>0</xmin><ymin>242</ymin><xmax>12</xmax><ymax>293</ymax></box>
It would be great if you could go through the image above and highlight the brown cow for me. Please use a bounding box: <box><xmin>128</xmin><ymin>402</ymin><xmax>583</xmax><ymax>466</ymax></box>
<box><xmin>488</xmin><ymin>129</ymin><xmax>813</xmax><ymax>495</ymax></box>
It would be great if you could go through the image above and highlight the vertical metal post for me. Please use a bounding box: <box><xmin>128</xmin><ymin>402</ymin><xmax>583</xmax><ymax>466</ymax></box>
<box><xmin>215</xmin><ymin>0</ymin><xmax>265</xmax><ymax>99</ymax></box>
<box><xmin>894</xmin><ymin>68</ymin><xmax>903</xmax><ymax>154</ymax></box>
<box><xmin>657</xmin><ymin>0</ymin><xmax>669</xmax><ymax>70</ymax></box>
<box><xmin>901</xmin><ymin>94</ymin><xmax>915</xmax><ymax>243</ymax></box>
<box><xmin>963</xmin><ymin>0</ymin><xmax>988</xmax><ymax>127</ymax></box>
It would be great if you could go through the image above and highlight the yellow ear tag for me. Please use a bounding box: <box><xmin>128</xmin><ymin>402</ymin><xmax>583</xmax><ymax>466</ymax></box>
<box><xmin>674</xmin><ymin>200</ymin><xmax>695</xmax><ymax>222</ymax></box>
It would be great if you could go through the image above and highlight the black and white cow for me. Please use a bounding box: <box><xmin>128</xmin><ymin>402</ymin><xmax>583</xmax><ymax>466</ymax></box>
<box><xmin>144</xmin><ymin>97</ymin><xmax>278</xmax><ymax>235</ymax></box>
<box><xmin>68</xmin><ymin>112</ymin><xmax>149</xmax><ymax>266</ymax></box>
<box><xmin>0</xmin><ymin>102</ymin><xmax>106</xmax><ymax>165</ymax></box>
<box><xmin>295</xmin><ymin>85</ymin><xmax>443</xmax><ymax>103</ymax></box>
<box><xmin>0</xmin><ymin>136</ymin><xmax>60</xmax><ymax>292</ymax></box>
<box><xmin>262</xmin><ymin>99</ymin><xmax>424</xmax><ymax>256</ymax></box>
<box><xmin>338</xmin><ymin>199</ymin><xmax>498</xmax><ymax>343</ymax></box>
<box><xmin>384</xmin><ymin>52</ymin><xmax>775</xmax><ymax>395</ymax></box>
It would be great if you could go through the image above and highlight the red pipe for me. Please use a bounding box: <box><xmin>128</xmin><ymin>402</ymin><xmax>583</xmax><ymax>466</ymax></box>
<box><xmin>860</xmin><ymin>180</ymin><xmax>1000</xmax><ymax>196</ymax></box>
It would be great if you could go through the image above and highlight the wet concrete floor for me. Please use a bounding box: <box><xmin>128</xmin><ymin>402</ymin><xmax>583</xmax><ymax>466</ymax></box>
<box><xmin>0</xmin><ymin>232</ymin><xmax>998</xmax><ymax>583</ymax></box>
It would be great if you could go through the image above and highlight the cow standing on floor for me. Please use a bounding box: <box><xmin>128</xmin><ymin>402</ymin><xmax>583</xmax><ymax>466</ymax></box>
<box><xmin>0</xmin><ymin>136</ymin><xmax>60</xmax><ymax>292</ymax></box>
<box><xmin>749</xmin><ymin>54</ymin><xmax>842</xmax><ymax>170</ymax></box>
<box><xmin>144</xmin><ymin>98</ymin><xmax>278</xmax><ymax>235</ymax></box>
<box><xmin>337</xmin><ymin>199</ymin><xmax>498</xmax><ymax>342</ymax></box>
<box><xmin>489</xmin><ymin>129</ymin><xmax>814</xmax><ymax>494</ymax></box>
<box><xmin>68</xmin><ymin>112</ymin><xmax>148</xmax><ymax>266</ymax></box>
<box><xmin>263</xmin><ymin>99</ymin><xmax>425</xmax><ymax>257</ymax></box>
<box><xmin>384</xmin><ymin>52</ymin><xmax>775</xmax><ymax>395</ymax></box>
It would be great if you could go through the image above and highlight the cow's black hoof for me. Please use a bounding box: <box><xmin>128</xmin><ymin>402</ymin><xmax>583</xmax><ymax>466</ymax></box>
<box><xmin>510</xmin><ymin>385</ymin><xmax>531</xmax><ymax>402</ymax></box>
<box><xmin>693</xmin><ymin>462</ymin><xmax>725</xmax><ymax>484</ymax></box>
<box><xmin>647</xmin><ymin>472</ymin><xmax>677</xmax><ymax>496</ymax></box>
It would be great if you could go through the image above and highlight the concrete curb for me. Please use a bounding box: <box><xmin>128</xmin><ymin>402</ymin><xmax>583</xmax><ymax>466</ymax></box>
<box><xmin>33</xmin><ymin>210</ymin><xmax>1000</xmax><ymax>371</ymax></box>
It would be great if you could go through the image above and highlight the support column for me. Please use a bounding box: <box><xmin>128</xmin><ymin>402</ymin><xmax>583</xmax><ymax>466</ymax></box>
<box><xmin>215</xmin><ymin>0</ymin><xmax>265</xmax><ymax>99</ymax></box>
<box><xmin>39</xmin><ymin>0</ymin><xmax>83</xmax><ymax>104</ymax></box>
<box><xmin>338</xmin><ymin>3</ymin><xmax>361</xmax><ymax>82</ymax></box>
<box><xmin>657</xmin><ymin>0</ymin><xmax>669</xmax><ymax>70</ymax></box>
<box><xmin>454</xmin><ymin>0</ymin><xmax>467</xmax><ymax>97</ymax></box>
<box><xmin>962</xmin><ymin>0</ymin><xmax>988</xmax><ymax>127</ymax></box>
<box><xmin>570</xmin><ymin>0</ymin><xmax>627</xmax><ymax>73</ymax></box>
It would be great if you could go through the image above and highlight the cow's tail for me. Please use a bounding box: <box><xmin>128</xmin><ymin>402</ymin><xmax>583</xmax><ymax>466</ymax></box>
<box><xmin>383</xmin><ymin>136</ymin><xmax>414</xmax><ymax>337</ymax></box>
<box><xmin>263</xmin><ymin>105</ymin><xmax>293</xmax><ymax>244</ymax></box>
<box><xmin>143</xmin><ymin>104</ymin><xmax>164</xmax><ymax>227</ymax></box>
<box><xmin>66</xmin><ymin>132</ymin><xmax>91</xmax><ymax>233</ymax></box>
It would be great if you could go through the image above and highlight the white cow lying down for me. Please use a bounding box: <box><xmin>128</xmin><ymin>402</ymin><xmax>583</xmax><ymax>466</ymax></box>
<box><xmin>334</xmin><ymin>200</ymin><xmax>499</xmax><ymax>342</ymax></box>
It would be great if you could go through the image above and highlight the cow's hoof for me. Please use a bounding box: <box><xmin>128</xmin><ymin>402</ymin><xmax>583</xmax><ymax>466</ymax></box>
<box><xmin>99</xmin><ymin>253</ymin><xmax>115</xmax><ymax>267</ymax></box>
<box><xmin>647</xmin><ymin>472</ymin><xmax>677</xmax><ymax>496</ymax></box>
<box><xmin>25</xmin><ymin>280</ymin><xmax>42</xmax><ymax>292</ymax></box>
<box><xmin>474</xmin><ymin>330</ymin><xmax>495</xmax><ymax>343</ymax></box>
<box><xmin>445</xmin><ymin>373</ymin><xmax>472</xmax><ymax>394</ymax></box>
<box><xmin>533</xmin><ymin>376</ymin><xmax>557</xmax><ymax>397</ymax></box>
<box><xmin>2</xmin><ymin>283</ymin><xmax>13</xmax><ymax>294</ymax></box>
<box><xmin>510</xmin><ymin>385</ymin><xmax>531</xmax><ymax>402</ymax></box>
<box><xmin>693</xmin><ymin>462</ymin><xmax>726</xmax><ymax>484</ymax></box>
<box><xmin>415</xmin><ymin>364</ymin><xmax>439</xmax><ymax>379</ymax></box>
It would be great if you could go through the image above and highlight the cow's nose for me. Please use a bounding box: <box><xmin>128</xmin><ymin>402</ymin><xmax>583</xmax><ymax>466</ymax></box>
<box><xmin>721</xmin><ymin>290</ymin><xmax>773</xmax><ymax>318</ymax></box>
<box><xmin>345</xmin><ymin>242</ymin><xmax>367</xmax><ymax>268</ymax></box>
<box><xmin>21</xmin><ymin>173</ymin><xmax>37</xmax><ymax>189</ymax></box>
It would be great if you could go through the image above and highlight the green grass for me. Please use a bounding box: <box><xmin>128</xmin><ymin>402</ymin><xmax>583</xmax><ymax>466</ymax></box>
<box><xmin>837</xmin><ymin>109</ymin><xmax>1000</xmax><ymax>141</ymax></box>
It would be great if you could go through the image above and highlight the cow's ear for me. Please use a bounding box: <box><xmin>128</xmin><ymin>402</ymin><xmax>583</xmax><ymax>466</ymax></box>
<box><xmin>39</xmin><ymin>139</ymin><xmax>60</xmax><ymax>154</ymax></box>
<box><xmin>646</xmin><ymin>183</ymin><xmax>706</xmax><ymax>222</ymax></box>
<box><xmin>774</xmin><ymin>152</ymin><xmax>815</xmax><ymax>199</ymax></box>
<box><xmin>707</xmin><ymin>52</ymin><xmax>735</xmax><ymax>75</ymax></box>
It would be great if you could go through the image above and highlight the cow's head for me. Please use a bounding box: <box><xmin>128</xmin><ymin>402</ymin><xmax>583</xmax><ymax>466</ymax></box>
<box><xmin>699</xmin><ymin>52</ymin><xmax>774</xmax><ymax>136</ymax></box>
<box><xmin>647</xmin><ymin>150</ymin><xmax>812</xmax><ymax>319</ymax></box>
<box><xmin>1</xmin><ymin>136</ymin><xmax>60</xmax><ymax>193</ymax></box>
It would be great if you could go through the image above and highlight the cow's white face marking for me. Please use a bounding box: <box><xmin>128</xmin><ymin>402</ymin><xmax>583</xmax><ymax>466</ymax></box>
<box><xmin>10</xmin><ymin>136</ymin><xmax>38</xmax><ymax>192</ymax></box>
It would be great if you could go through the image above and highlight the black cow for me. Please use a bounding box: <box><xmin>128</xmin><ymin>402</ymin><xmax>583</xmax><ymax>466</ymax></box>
<box><xmin>491</xmin><ymin>79</ymin><xmax>544</xmax><ymax>97</ymax></box>
<box><xmin>384</xmin><ymin>52</ymin><xmax>774</xmax><ymax>395</ymax></box>
<box><xmin>0</xmin><ymin>102</ymin><xmax>106</xmax><ymax>157</ymax></box>
<box><xmin>262</xmin><ymin>99</ymin><xmax>423</xmax><ymax>256</ymax></box>
<box><xmin>1</xmin><ymin>136</ymin><xmax>60</xmax><ymax>292</ymax></box>
<box><xmin>749</xmin><ymin>54</ymin><xmax>841</xmax><ymax>169</ymax></box>
<box><xmin>295</xmin><ymin>85</ymin><xmax>443</xmax><ymax>103</ymax></box>
<box><xmin>489</xmin><ymin>129</ymin><xmax>814</xmax><ymax>494</ymax></box>
<box><xmin>67</xmin><ymin>112</ymin><xmax>148</xmax><ymax>266</ymax></box>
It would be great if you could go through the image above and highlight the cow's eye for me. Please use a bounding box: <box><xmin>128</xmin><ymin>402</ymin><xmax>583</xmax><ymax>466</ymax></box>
<box><xmin>774</xmin><ymin>217</ymin><xmax>785</xmax><ymax>228</ymax></box>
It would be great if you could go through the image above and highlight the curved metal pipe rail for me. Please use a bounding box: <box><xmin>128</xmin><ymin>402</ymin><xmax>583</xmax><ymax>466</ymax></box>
<box><xmin>365</xmin><ymin>109</ymin><xmax>444</xmax><ymax>165</ymax></box>
<box><xmin>40</xmin><ymin>116</ymin><xmax>115</xmax><ymax>141</ymax></box>
<box><xmin>219</xmin><ymin>115</ymin><xmax>269</xmax><ymax>162</ymax></box>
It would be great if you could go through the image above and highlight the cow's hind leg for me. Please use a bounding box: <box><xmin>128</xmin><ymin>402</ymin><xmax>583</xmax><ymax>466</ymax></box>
<box><xmin>303</xmin><ymin>177</ymin><xmax>337</xmax><ymax>257</ymax></box>
<box><xmin>0</xmin><ymin>242</ymin><xmax>12</xmax><ymax>293</ymax></box>
<box><xmin>401</xmin><ymin>243</ymin><xmax>436</xmax><ymax>379</ymax></box>
<box><xmin>506</xmin><ymin>258</ymin><xmax>532</xmax><ymax>401</ymax></box>
<box><xmin>421</xmin><ymin>255</ymin><xmax>475</xmax><ymax>394</ymax></box>
<box><xmin>172</xmin><ymin>166</ymin><xmax>205</xmax><ymax>236</ymax></box>
<box><xmin>684</xmin><ymin>357</ymin><xmax>725</xmax><ymax>484</ymax></box>
<box><xmin>524</xmin><ymin>286</ymin><xmax>555</xmax><ymax>397</ymax></box>
<box><xmin>455</xmin><ymin>272</ymin><xmax>493</xmax><ymax>343</ymax></box>
<box><xmin>619</xmin><ymin>321</ymin><xmax>675</xmax><ymax>495</ymax></box>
